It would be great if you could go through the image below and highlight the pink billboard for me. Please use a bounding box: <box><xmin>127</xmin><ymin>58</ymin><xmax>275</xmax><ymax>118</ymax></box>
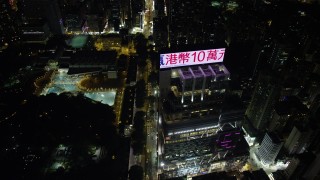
<box><xmin>160</xmin><ymin>48</ymin><xmax>225</xmax><ymax>69</ymax></box>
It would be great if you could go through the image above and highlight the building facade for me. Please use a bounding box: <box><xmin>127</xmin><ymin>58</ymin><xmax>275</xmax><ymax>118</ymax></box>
<box><xmin>256</xmin><ymin>132</ymin><xmax>283</xmax><ymax>165</ymax></box>
<box><xmin>284</xmin><ymin>126</ymin><xmax>312</xmax><ymax>155</ymax></box>
<box><xmin>158</xmin><ymin>50</ymin><xmax>248</xmax><ymax>178</ymax></box>
<box><xmin>20</xmin><ymin>0</ymin><xmax>64</xmax><ymax>35</ymax></box>
<box><xmin>246</xmin><ymin>72</ymin><xmax>280</xmax><ymax>131</ymax></box>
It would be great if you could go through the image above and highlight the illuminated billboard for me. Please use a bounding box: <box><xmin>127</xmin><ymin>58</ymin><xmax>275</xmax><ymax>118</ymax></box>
<box><xmin>160</xmin><ymin>48</ymin><xmax>225</xmax><ymax>69</ymax></box>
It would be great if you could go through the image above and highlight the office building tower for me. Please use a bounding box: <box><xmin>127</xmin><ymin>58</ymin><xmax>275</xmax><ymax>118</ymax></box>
<box><xmin>268</xmin><ymin>96</ymin><xmax>308</xmax><ymax>133</ymax></box>
<box><xmin>280</xmin><ymin>77</ymin><xmax>300</xmax><ymax>99</ymax></box>
<box><xmin>307</xmin><ymin>95</ymin><xmax>320</xmax><ymax>153</ymax></box>
<box><xmin>120</xmin><ymin>0</ymin><xmax>131</xmax><ymax>27</ymax></box>
<box><xmin>167</xmin><ymin>0</ymin><xmax>225</xmax><ymax>47</ymax></box>
<box><xmin>110</xmin><ymin>0</ymin><xmax>120</xmax><ymax>31</ymax></box>
<box><xmin>267</xmin><ymin>40</ymin><xmax>294</xmax><ymax>71</ymax></box>
<box><xmin>161</xmin><ymin>63</ymin><xmax>231</xmax><ymax>144</ymax></box>
<box><xmin>154</xmin><ymin>0</ymin><xmax>165</xmax><ymax>17</ymax></box>
<box><xmin>302</xmin><ymin>153</ymin><xmax>320</xmax><ymax>180</ymax></box>
<box><xmin>284</xmin><ymin>126</ymin><xmax>312</xmax><ymax>155</ymax></box>
<box><xmin>246</xmin><ymin>72</ymin><xmax>280</xmax><ymax>131</ymax></box>
<box><xmin>153</xmin><ymin>16</ymin><xmax>168</xmax><ymax>50</ymax></box>
<box><xmin>20</xmin><ymin>0</ymin><xmax>64</xmax><ymax>34</ymax></box>
<box><xmin>20</xmin><ymin>20</ymin><xmax>51</xmax><ymax>44</ymax></box>
<box><xmin>309</xmin><ymin>93</ymin><xmax>320</xmax><ymax>119</ymax></box>
<box><xmin>307</xmin><ymin>76</ymin><xmax>320</xmax><ymax>104</ymax></box>
<box><xmin>0</xmin><ymin>1</ymin><xmax>20</xmax><ymax>49</ymax></box>
<box><xmin>160</xmin><ymin>129</ymin><xmax>249</xmax><ymax>179</ymax></box>
<box><xmin>158</xmin><ymin>48</ymin><xmax>248</xmax><ymax>178</ymax></box>
<box><xmin>131</xmin><ymin>0</ymin><xmax>144</xmax><ymax>28</ymax></box>
<box><xmin>64</xmin><ymin>14</ymin><xmax>83</xmax><ymax>33</ymax></box>
<box><xmin>284</xmin><ymin>157</ymin><xmax>300</xmax><ymax>179</ymax></box>
<box><xmin>286</xmin><ymin>152</ymin><xmax>316</xmax><ymax>179</ymax></box>
<box><xmin>257</xmin><ymin>132</ymin><xmax>283</xmax><ymax>165</ymax></box>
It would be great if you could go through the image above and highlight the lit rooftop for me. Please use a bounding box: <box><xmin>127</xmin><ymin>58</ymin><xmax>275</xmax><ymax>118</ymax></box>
<box><xmin>181</xmin><ymin>70</ymin><xmax>194</xmax><ymax>79</ymax></box>
<box><xmin>201</xmin><ymin>68</ymin><xmax>213</xmax><ymax>77</ymax></box>
<box><xmin>193</xmin><ymin>70</ymin><xmax>203</xmax><ymax>78</ymax></box>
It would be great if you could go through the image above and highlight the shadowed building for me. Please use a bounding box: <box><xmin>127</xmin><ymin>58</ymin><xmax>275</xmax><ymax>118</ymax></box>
<box><xmin>245</xmin><ymin>72</ymin><xmax>280</xmax><ymax>132</ymax></box>
<box><xmin>284</xmin><ymin>126</ymin><xmax>313</xmax><ymax>155</ymax></box>
<box><xmin>268</xmin><ymin>96</ymin><xmax>308</xmax><ymax>134</ymax></box>
<box><xmin>20</xmin><ymin>0</ymin><xmax>64</xmax><ymax>34</ymax></box>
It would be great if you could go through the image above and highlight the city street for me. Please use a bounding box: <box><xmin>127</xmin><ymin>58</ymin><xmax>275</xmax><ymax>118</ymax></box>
<box><xmin>140</xmin><ymin>56</ymin><xmax>158</xmax><ymax>180</ymax></box>
<box><xmin>143</xmin><ymin>0</ymin><xmax>154</xmax><ymax>37</ymax></box>
<box><xmin>126</xmin><ymin>0</ymin><xmax>156</xmax><ymax>178</ymax></box>
<box><xmin>145</xmin><ymin>85</ymin><xmax>159</xmax><ymax>180</ymax></box>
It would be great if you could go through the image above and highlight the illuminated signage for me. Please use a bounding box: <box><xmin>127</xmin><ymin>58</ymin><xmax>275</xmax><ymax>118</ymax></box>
<box><xmin>160</xmin><ymin>48</ymin><xmax>225</xmax><ymax>69</ymax></box>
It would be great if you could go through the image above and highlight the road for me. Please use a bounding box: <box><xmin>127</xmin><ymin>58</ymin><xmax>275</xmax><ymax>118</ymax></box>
<box><xmin>145</xmin><ymin>85</ymin><xmax>159</xmax><ymax>180</ymax></box>
<box><xmin>139</xmin><ymin>54</ymin><xmax>159</xmax><ymax>180</ymax></box>
<box><xmin>128</xmin><ymin>0</ymin><xmax>156</xmax><ymax>177</ymax></box>
<box><xmin>142</xmin><ymin>0</ymin><xmax>157</xmax><ymax>177</ymax></box>
<box><xmin>143</xmin><ymin>0</ymin><xmax>154</xmax><ymax>37</ymax></box>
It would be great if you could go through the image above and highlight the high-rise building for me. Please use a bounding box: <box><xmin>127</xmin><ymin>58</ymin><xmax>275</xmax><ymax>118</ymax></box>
<box><xmin>20</xmin><ymin>0</ymin><xmax>64</xmax><ymax>34</ymax></box>
<box><xmin>110</xmin><ymin>0</ymin><xmax>120</xmax><ymax>31</ymax></box>
<box><xmin>0</xmin><ymin>0</ymin><xmax>20</xmax><ymax>49</ymax></box>
<box><xmin>279</xmin><ymin>77</ymin><xmax>300</xmax><ymax>99</ymax></box>
<box><xmin>266</xmin><ymin>40</ymin><xmax>295</xmax><ymax>71</ymax></box>
<box><xmin>154</xmin><ymin>0</ymin><xmax>165</xmax><ymax>17</ymax></box>
<box><xmin>160</xmin><ymin>63</ymin><xmax>231</xmax><ymax>143</ymax></box>
<box><xmin>246</xmin><ymin>72</ymin><xmax>280</xmax><ymax>131</ymax></box>
<box><xmin>284</xmin><ymin>157</ymin><xmax>300</xmax><ymax>179</ymax></box>
<box><xmin>284</xmin><ymin>126</ymin><xmax>312</xmax><ymax>155</ymax></box>
<box><xmin>256</xmin><ymin>132</ymin><xmax>283</xmax><ymax>165</ymax></box>
<box><xmin>131</xmin><ymin>0</ymin><xmax>144</xmax><ymax>28</ymax></box>
<box><xmin>20</xmin><ymin>20</ymin><xmax>51</xmax><ymax>44</ymax></box>
<box><xmin>160</xmin><ymin>129</ymin><xmax>249</xmax><ymax>179</ymax></box>
<box><xmin>268</xmin><ymin>96</ymin><xmax>308</xmax><ymax>133</ymax></box>
<box><xmin>287</xmin><ymin>152</ymin><xmax>316</xmax><ymax>179</ymax></box>
<box><xmin>302</xmin><ymin>153</ymin><xmax>320</xmax><ymax>180</ymax></box>
<box><xmin>166</xmin><ymin>0</ymin><xmax>226</xmax><ymax>47</ymax></box>
<box><xmin>120</xmin><ymin>0</ymin><xmax>131</xmax><ymax>27</ymax></box>
<box><xmin>158</xmin><ymin>49</ymin><xmax>247</xmax><ymax>178</ymax></box>
<box><xmin>307</xmin><ymin>94</ymin><xmax>320</xmax><ymax>153</ymax></box>
<box><xmin>153</xmin><ymin>16</ymin><xmax>168</xmax><ymax>50</ymax></box>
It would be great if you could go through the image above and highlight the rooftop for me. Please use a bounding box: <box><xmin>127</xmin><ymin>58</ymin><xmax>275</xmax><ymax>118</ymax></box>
<box><xmin>164</xmin><ymin>115</ymin><xmax>219</xmax><ymax>134</ymax></box>
<box><xmin>181</xmin><ymin>70</ymin><xmax>193</xmax><ymax>79</ymax></box>
<box><xmin>193</xmin><ymin>70</ymin><xmax>204</xmax><ymax>78</ymax></box>
<box><xmin>275</xmin><ymin>96</ymin><xmax>308</xmax><ymax>115</ymax></box>
<box><xmin>202</xmin><ymin>68</ymin><xmax>213</xmax><ymax>77</ymax></box>
<box><xmin>266</xmin><ymin>132</ymin><xmax>282</xmax><ymax>144</ymax></box>
<box><xmin>214</xmin><ymin>130</ymin><xmax>248</xmax><ymax>154</ymax></box>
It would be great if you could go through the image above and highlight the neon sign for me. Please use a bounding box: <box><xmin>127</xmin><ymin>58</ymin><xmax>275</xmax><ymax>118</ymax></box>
<box><xmin>160</xmin><ymin>48</ymin><xmax>225</xmax><ymax>69</ymax></box>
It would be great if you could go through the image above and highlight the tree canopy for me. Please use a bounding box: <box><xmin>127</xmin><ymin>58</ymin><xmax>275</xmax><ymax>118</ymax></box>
<box><xmin>129</xmin><ymin>165</ymin><xmax>144</xmax><ymax>180</ymax></box>
<box><xmin>0</xmin><ymin>93</ymin><xmax>122</xmax><ymax>179</ymax></box>
<box><xmin>131</xmin><ymin>111</ymin><xmax>146</xmax><ymax>155</ymax></box>
<box><xmin>135</xmin><ymin>80</ymin><xmax>146</xmax><ymax>108</ymax></box>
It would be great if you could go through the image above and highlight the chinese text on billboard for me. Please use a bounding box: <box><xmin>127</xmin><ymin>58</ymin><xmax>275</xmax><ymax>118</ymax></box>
<box><xmin>160</xmin><ymin>48</ymin><xmax>225</xmax><ymax>69</ymax></box>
